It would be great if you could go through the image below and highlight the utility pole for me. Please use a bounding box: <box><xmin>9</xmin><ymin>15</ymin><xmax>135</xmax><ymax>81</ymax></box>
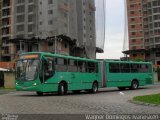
<box><xmin>55</xmin><ymin>35</ymin><xmax>57</xmax><ymax>54</ymax></box>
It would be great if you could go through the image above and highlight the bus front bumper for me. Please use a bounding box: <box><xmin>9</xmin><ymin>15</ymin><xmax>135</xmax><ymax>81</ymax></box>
<box><xmin>16</xmin><ymin>84</ymin><xmax>42</xmax><ymax>92</ymax></box>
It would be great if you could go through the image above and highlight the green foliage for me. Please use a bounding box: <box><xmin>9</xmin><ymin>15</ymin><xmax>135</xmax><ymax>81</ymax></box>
<box><xmin>133</xmin><ymin>94</ymin><xmax>160</xmax><ymax>105</ymax></box>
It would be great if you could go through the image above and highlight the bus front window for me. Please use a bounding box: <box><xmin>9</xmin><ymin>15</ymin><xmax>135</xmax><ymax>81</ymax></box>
<box><xmin>16</xmin><ymin>59</ymin><xmax>39</xmax><ymax>81</ymax></box>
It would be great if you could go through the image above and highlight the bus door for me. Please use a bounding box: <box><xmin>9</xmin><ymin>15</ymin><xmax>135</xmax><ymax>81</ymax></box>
<box><xmin>68</xmin><ymin>59</ymin><xmax>82</xmax><ymax>90</ymax></box>
<box><xmin>40</xmin><ymin>57</ymin><xmax>54</xmax><ymax>89</ymax></box>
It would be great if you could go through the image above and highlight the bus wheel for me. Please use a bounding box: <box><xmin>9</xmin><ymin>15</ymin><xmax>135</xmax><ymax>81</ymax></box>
<box><xmin>36</xmin><ymin>92</ymin><xmax>44</xmax><ymax>96</ymax></box>
<box><xmin>130</xmin><ymin>80</ymin><xmax>138</xmax><ymax>90</ymax></box>
<box><xmin>58</xmin><ymin>83</ymin><xmax>67</xmax><ymax>95</ymax></box>
<box><xmin>91</xmin><ymin>82</ymin><xmax>98</xmax><ymax>93</ymax></box>
<box><xmin>118</xmin><ymin>87</ymin><xmax>126</xmax><ymax>90</ymax></box>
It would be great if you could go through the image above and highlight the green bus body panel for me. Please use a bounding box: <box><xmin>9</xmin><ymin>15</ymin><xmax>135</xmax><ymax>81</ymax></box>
<box><xmin>16</xmin><ymin>71</ymin><xmax>100</xmax><ymax>92</ymax></box>
<box><xmin>104</xmin><ymin>60</ymin><xmax>154</xmax><ymax>88</ymax></box>
<box><xmin>16</xmin><ymin>52</ymin><xmax>101</xmax><ymax>93</ymax></box>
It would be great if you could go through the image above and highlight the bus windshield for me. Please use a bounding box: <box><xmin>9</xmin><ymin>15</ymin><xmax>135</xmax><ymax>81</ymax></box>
<box><xmin>16</xmin><ymin>59</ymin><xmax>39</xmax><ymax>81</ymax></box>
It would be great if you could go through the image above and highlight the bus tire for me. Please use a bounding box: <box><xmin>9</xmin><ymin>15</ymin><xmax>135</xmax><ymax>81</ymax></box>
<box><xmin>118</xmin><ymin>87</ymin><xmax>126</xmax><ymax>90</ymax></box>
<box><xmin>91</xmin><ymin>82</ymin><xmax>98</xmax><ymax>93</ymax></box>
<box><xmin>58</xmin><ymin>82</ymin><xmax>67</xmax><ymax>95</ymax></box>
<box><xmin>130</xmin><ymin>80</ymin><xmax>139</xmax><ymax>90</ymax></box>
<box><xmin>36</xmin><ymin>92</ymin><xmax>44</xmax><ymax>96</ymax></box>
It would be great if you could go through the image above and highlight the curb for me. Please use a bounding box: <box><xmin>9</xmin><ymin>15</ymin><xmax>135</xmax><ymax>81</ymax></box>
<box><xmin>0</xmin><ymin>89</ymin><xmax>16</xmax><ymax>95</ymax></box>
<box><xmin>129</xmin><ymin>100</ymin><xmax>160</xmax><ymax>107</ymax></box>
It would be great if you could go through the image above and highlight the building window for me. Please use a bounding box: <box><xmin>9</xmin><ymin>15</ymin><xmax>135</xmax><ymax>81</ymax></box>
<box><xmin>130</xmin><ymin>4</ymin><xmax>134</xmax><ymax>8</ymax></box>
<box><xmin>130</xmin><ymin>11</ymin><xmax>134</xmax><ymax>14</ymax></box>
<box><xmin>16</xmin><ymin>34</ymin><xmax>24</xmax><ymax>38</ymax></box>
<box><xmin>133</xmin><ymin>54</ymin><xmax>137</xmax><ymax>57</ymax></box>
<box><xmin>64</xmin><ymin>23</ymin><xmax>67</xmax><ymax>28</ymax></box>
<box><xmin>131</xmin><ymin>18</ymin><xmax>135</xmax><ymax>21</ymax></box>
<box><xmin>132</xmin><ymin>46</ymin><xmax>136</xmax><ymax>50</ymax></box>
<box><xmin>17</xmin><ymin>0</ymin><xmax>25</xmax><ymax>4</ymax></box>
<box><xmin>28</xmin><ymin>0</ymin><xmax>33</xmax><ymax>3</ymax></box>
<box><xmin>48</xmin><ymin>20</ymin><xmax>53</xmax><ymax>25</ymax></box>
<box><xmin>131</xmin><ymin>25</ymin><xmax>135</xmax><ymax>28</ymax></box>
<box><xmin>28</xmin><ymin>5</ymin><xmax>34</xmax><ymax>13</ymax></box>
<box><xmin>17</xmin><ymin>25</ymin><xmax>24</xmax><ymax>32</ymax></box>
<box><xmin>28</xmin><ymin>15</ymin><xmax>33</xmax><ymax>22</ymax></box>
<box><xmin>64</xmin><ymin>43</ymin><xmax>68</xmax><ymax>48</ymax></box>
<box><xmin>17</xmin><ymin>15</ymin><xmax>25</xmax><ymax>23</ymax></box>
<box><xmin>17</xmin><ymin>5</ymin><xmax>25</xmax><ymax>13</ymax></box>
<box><xmin>132</xmin><ymin>32</ymin><xmax>136</xmax><ymax>35</ymax></box>
<box><xmin>28</xmin><ymin>24</ymin><xmax>33</xmax><ymax>32</ymax></box>
<box><xmin>39</xmin><ymin>21</ymin><xmax>43</xmax><ymax>25</ymax></box>
<box><xmin>48</xmin><ymin>0</ymin><xmax>53</xmax><ymax>4</ymax></box>
<box><xmin>64</xmin><ymin>13</ymin><xmax>67</xmax><ymax>18</ymax></box>
<box><xmin>132</xmin><ymin>39</ymin><xmax>136</xmax><ymax>42</ymax></box>
<box><xmin>48</xmin><ymin>10</ymin><xmax>53</xmax><ymax>14</ymax></box>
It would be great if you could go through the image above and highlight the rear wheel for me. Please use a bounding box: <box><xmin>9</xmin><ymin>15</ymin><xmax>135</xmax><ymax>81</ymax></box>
<box><xmin>130</xmin><ymin>80</ymin><xmax>138</xmax><ymax>90</ymax></box>
<box><xmin>91</xmin><ymin>82</ymin><xmax>98</xmax><ymax>93</ymax></box>
<box><xmin>36</xmin><ymin>92</ymin><xmax>44</xmax><ymax>96</ymax></box>
<box><xmin>58</xmin><ymin>83</ymin><xmax>67</xmax><ymax>95</ymax></box>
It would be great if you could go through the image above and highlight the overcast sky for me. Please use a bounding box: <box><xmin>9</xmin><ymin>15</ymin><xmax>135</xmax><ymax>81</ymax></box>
<box><xmin>96</xmin><ymin>0</ymin><xmax>125</xmax><ymax>59</ymax></box>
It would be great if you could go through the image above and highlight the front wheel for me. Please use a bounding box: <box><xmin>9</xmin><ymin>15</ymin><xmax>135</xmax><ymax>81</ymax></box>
<box><xmin>130</xmin><ymin>80</ymin><xmax>138</xmax><ymax>90</ymax></box>
<box><xmin>58</xmin><ymin>83</ymin><xmax>67</xmax><ymax>95</ymax></box>
<box><xmin>91</xmin><ymin>82</ymin><xmax>98</xmax><ymax>93</ymax></box>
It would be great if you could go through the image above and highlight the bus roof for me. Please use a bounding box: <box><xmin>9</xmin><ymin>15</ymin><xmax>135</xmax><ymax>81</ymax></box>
<box><xmin>20</xmin><ymin>52</ymin><xmax>99</xmax><ymax>63</ymax></box>
<box><xmin>104</xmin><ymin>59</ymin><xmax>152</xmax><ymax>64</ymax></box>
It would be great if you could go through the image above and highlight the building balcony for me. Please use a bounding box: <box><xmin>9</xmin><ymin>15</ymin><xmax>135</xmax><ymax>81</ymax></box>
<box><xmin>89</xmin><ymin>3</ymin><xmax>96</xmax><ymax>11</ymax></box>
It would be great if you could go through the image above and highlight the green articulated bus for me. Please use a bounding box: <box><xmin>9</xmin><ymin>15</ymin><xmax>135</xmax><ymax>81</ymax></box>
<box><xmin>15</xmin><ymin>52</ymin><xmax>101</xmax><ymax>95</ymax></box>
<box><xmin>15</xmin><ymin>52</ymin><xmax>154</xmax><ymax>96</ymax></box>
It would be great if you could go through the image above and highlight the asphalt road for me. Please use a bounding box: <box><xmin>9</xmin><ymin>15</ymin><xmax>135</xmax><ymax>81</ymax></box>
<box><xmin>0</xmin><ymin>84</ymin><xmax>160</xmax><ymax>115</ymax></box>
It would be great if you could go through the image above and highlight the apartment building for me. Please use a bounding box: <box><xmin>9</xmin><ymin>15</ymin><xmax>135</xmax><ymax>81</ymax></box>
<box><xmin>125</xmin><ymin>0</ymin><xmax>160</xmax><ymax>65</ymax></box>
<box><xmin>0</xmin><ymin>0</ymin><xmax>96</xmax><ymax>61</ymax></box>
<box><xmin>0</xmin><ymin>0</ymin><xmax>14</xmax><ymax>61</ymax></box>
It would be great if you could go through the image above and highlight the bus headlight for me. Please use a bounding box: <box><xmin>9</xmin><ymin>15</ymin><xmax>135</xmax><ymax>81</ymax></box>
<box><xmin>33</xmin><ymin>83</ymin><xmax>37</xmax><ymax>86</ymax></box>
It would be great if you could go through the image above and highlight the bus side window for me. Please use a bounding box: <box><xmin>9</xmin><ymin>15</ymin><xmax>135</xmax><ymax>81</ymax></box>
<box><xmin>131</xmin><ymin>64</ymin><xmax>138</xmax><ymax>73</ymax></box>
<box><xmin>87</xmin><ymin>62</ymin><xmax>96</xmax><ymax>73</ymax></box>
<box><xmin>78</xmin><ymin>61</ymin><xmax>83</xmax><ymax>72</ymax></box>
<box><xmin>139</xmin><ymin>64</ymin><xmax>151</xmax><ymax>73</ymax></box>
<box><xmin>68</xmin><ymin>59</ymin><xmax>77</xmax><ymax>72</ymax></box>
<box><xmin>55</xmin><ymin>58</ymin><xmax>67</xmax><ymax>72</ymax></box>
<box><xmin>109</xmin><ymin>63</ymin><xmax>120</xmax><ymax>73</ymax></box>
<box><xmin>120</xmin><ymin>63</ymin><xmax>130</xmax><ymax>73</ymax></box>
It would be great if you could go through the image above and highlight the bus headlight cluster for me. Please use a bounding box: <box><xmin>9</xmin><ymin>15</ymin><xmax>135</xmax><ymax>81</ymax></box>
<box><xmin>33</xmin><ymin>83</ymin><xmax>37</xmax><ymax>86</ymax></box>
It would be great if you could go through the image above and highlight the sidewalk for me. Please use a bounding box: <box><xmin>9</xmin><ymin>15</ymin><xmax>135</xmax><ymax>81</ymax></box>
<box><xmin>154</xmin><ymin>82</ymin><xmax>160</xmax><ymax>85</ymax></box>
<box><xmin>0</xmin><ymin>88</ymin><xmax>15</xmax><ymax>95</ymax></box>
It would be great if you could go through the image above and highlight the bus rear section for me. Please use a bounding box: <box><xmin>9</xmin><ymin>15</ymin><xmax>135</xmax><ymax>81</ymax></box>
<box><xmin>102</xmin><ymin>60</ymin><xmax>154</xmax><ymax>90</ymax></box>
